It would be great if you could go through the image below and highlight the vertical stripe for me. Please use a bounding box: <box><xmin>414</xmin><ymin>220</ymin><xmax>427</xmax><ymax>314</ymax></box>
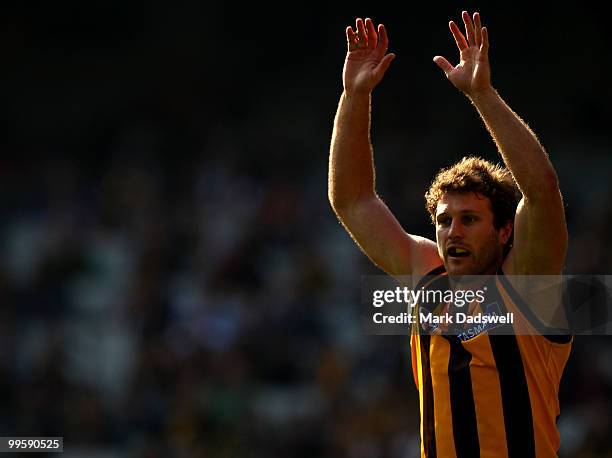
<box><xmin>411</xmin><ymin>334</ymin><xmax>421</xmax><ymax>390</ymax></box>
<box><xmin>420</xmin><ymin>334</ymin><xmax>436</xmax><ymax>457</ymax></box>
<box><xmin>489</xmin><ymin>336</ymin><xmax>536</xmax><ymax>458</ymax></box>
<box><xmin>413</xmin><ymin>335</ymin><xmax>425</xmax><ymax>458</ymax></box>
<box><xmin>429</xmin><ymin>337</ymin><xmax>456</xmax><ymax>458</ymax></box>
<box><xmin>466</xmin><ymin>336</ymin><xmax>508</xmax><ymax>458</ymax></box>
<box><xmin>445</xmin><ymin>336</ymin><xmax>480</xmax><ymax>458</ymax></box>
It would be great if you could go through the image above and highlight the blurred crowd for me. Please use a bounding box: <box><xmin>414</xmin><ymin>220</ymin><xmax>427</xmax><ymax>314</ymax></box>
<box><xmin>1</xmin><ymin>122</ymin><xmax>611</xmax><ymax>458</ymax></box>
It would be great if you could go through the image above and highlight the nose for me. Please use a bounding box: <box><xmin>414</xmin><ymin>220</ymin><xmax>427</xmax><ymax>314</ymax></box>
<box><xmin>448</xmin><ymin>218</ymin><xmax>464</xmax><ymax>239</ymax></box>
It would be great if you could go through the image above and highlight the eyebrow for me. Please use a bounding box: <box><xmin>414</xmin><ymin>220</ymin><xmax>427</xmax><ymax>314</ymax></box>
<box><xmin>436</xmin><ymin>209</ymin><xmax>480</xmax><ymax>217</ymax></box>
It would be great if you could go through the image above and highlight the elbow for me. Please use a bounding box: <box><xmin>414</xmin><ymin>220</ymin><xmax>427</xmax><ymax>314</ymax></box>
<box><xmin>328</xmin><ymin>188</ymin><xmax>341</xmax><ymax>211</ymax></box>
<box><xmin>524</xmin><ymin>169</ymin><xmax>561</xmax><ymax>200</ymax></box>
<box><xmin>327</xmin><ymin>176</ymin><xmax>345</xmax><ymax>212</ymax></box>
<box><xmin>329</xmin><ymin>199</ymin><xmax>356</xmax><ymax>222</ymax></box>
<box><xmin>542</xmin><ymin>168</ymin><xmax>560</xmax><ymax>189</ymax></box>
<box><xmin>328</xmin><ymin>186</ymin><xmax>373</xmax><ymax>216</ymax></box>
<box><xmin>328</xmin><ymin>189</ymin><xmax>350</xmax><ymax>217</ymax></box>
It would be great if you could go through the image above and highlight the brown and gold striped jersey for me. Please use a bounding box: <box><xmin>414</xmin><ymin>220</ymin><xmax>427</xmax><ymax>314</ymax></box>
<box><xmin>410</xmin><ymin>266</ymin><xmax>572</xmax><ymax>458</ymax></box>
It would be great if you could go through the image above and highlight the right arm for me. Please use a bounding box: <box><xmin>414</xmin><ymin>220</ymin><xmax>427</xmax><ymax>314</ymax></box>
<box><xmin>328</xmin><ymin>18</ymin><xmax>440</xmax><ymax>277</ymax></box>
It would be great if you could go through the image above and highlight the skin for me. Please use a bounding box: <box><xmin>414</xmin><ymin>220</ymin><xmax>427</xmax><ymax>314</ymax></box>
<box><xmin>329</xmin><ymin>12</ymin><xmax>567</xmax><ymax>282</ymax></box>
<box><xmin>433</xmin><ymin>12</ymin><xmax>567</xmax><ymax>276</ymax></box>
<box><xmin>433</xmin><ymin>11</ymin><xmax>491</xmax><ymax>97</ymax></box>
<box><xmin>435</xmin><ymin>192</ymin><xmax>512</xmax><ymax>276</ymax></box>
<box><xmin>343</xmin><ymin>18</ymin><xmax>395</xmax><ymax>95</ymax></box>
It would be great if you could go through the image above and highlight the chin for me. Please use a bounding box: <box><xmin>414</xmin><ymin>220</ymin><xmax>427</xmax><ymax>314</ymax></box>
<box><xmin>445</xmin><ymin>259</ymin><xmax>498</xmax><ymax>277</ymax></box>
<box><xmin>444</xmin><ymin>258</ymin><xmax>490</xmax><ymax>277</ymax></box>
<box><xmin>444</xmin><ymin>262</ymin><xmax>471</xmax><ymax>277</ymax></box>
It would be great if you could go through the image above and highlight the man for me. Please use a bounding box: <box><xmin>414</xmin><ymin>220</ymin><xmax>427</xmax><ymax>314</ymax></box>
<box><xmin>328</xmin><ymin>12</ymin><xmax>572</xmax><ymax>458</ymax></box>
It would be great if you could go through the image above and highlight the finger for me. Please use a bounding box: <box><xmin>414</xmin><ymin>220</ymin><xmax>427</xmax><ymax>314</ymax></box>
<box><xmin>433</xmin><ymin>55</ymin><xmax>455</xmax><ymax>77</ymax></box>
<box><xmin>347</xmin><ymin>25</ymin><xmax>356</xmax><ymax>40</ymax></box>
<box><xmin>449</xmin><ymin>21</ymin><xmax>468</xmax><ymax>51</ymax></box>
<box><xmin>480</xmin><ymin>26</ymin><xmax>489</xmax><ymax>59</ymax></box>
<box><xmin>346</xmin><ymin>26</ymin><xmax>358</xmax><ymax>51</ymax></box>
<box><xmin>462</xmin><ymin>10</ymin><xmax>476</xmax><ymax>47</ymax></box>
<box><xmin>473</xmin><ymin>12</ymin><xmax>482</xmax><ymax>48</ymax></box>
<box><xmin>356</xmin><ymin>18</ymin><xmax>368</xmax><ymax>49</ymax></box>
<box><xmin>374</xmin><ymin>53</ymin><xmax>395</xmax><ymax>79</ymax></box>
<box><xmin>365</xmin><ymin>18</ymin><xmax>378</xmax><ymax>50</ymax></box>
<box><xmin>378</xmin><ymin>24</ymin><xmax>389</xmax><ymax>54</ymax></box>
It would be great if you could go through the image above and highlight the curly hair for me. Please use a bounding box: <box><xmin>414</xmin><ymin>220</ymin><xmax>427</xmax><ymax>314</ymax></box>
<box><xmin>425</xmin><ymin>156</ymin><xmax>521</xmax><ymax>229</ymax></box>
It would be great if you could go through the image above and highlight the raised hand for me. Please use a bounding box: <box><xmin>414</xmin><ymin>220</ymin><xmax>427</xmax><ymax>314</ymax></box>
<box><xmin>433</xmin><ymin>11</ymin><xmax>491</xmax><ymax>97</ymax></box>
<box><xmin>343</xmin><ymin>18</ymin><xmax>396</xmax><ymax>95</ymax></box>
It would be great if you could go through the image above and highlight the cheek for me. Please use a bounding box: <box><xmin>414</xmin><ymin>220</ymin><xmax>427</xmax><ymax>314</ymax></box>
<box><xmin>435</xmin><ymin>230</ymin><xmax>445</xmax><ymax>253</ymax></box>
<box><xmin>472</xmin><ymin>230</ymin><xmax>498</xmax><ymax>256</ymax></box>
<box><xmin>481</xmin><ymin>231</ymin><xmax>503</xmax><ymax>256</ymax></box>
<box><xmin>436</xmin><ymin>231</ymin><xmax>446</xmax><ymax>249</ymax></box>
<box><xmin>436</xmin><ymin>226</ymin><xmax>447</xmax><ymax>239</ymax></box>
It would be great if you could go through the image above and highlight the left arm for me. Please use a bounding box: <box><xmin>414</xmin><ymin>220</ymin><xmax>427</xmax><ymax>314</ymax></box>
<box><xmin>470</xmin><ymin>88</ymin><xmax>567</xmax><ymax>275</ymax></box>
<box><xmin>434</xmin><ymin>11</ymin><xmax>567</xmax><ymax>275</ymax></box>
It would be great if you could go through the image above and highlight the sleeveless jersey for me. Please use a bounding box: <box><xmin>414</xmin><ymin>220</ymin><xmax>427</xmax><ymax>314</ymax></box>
<box><xmin>410</xmin><ymin>265</ymin><xmax>572</xmax><ymax>458</ymax></box>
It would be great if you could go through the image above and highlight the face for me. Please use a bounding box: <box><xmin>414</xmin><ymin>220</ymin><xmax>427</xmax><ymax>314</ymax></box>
<box><xmin>435</xmin><ymin>192</ymin><xmax>511</xmax><ymax>276</ymax></box>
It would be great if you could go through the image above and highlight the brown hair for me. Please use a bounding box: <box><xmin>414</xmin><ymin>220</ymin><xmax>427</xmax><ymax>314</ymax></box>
<box><xmin>425</xmin><ymin>156</ymin><xmax>521</xmax><ymax>229</ymax></box>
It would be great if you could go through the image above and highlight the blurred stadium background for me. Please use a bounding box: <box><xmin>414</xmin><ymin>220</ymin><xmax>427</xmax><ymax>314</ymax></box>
<box><xmin>1</xmin><ymin>2</ymin><xmax>611</xmax><ymax>457</ymax></box>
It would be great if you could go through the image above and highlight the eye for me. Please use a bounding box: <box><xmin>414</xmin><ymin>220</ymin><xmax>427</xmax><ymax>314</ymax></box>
<box><xmin>437</xmin><ymin>217</ymin><xmax>451</xmax><ymax>227</ymax></box>
<box><xmin>462</xmin><ymin>215</ymin><xmax>478</xmax><ymax>224</ymax></box>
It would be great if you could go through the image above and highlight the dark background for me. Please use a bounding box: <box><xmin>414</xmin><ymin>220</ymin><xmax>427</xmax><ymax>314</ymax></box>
<box><xmin>0</xmin><ymin>2</ymin><xmax>611</xmax><ymax>457</ymax></box>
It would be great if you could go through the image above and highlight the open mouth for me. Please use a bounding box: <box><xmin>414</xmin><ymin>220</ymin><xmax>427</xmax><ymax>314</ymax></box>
<box><xmin>447</xmin><ymin>247</ymin><xmax>470</xmax><ymax>258</ymax></box>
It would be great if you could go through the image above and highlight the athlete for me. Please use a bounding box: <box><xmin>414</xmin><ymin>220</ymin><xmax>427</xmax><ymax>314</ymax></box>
<box><xmin>328</xmin><ymin>12</ymin><xmax>572</xmax><ymax>457</ymax></box>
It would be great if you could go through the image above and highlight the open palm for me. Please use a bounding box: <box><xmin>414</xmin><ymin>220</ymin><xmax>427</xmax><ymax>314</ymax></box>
<box><xmin>343</xmin><ymin>18</ymin><xmax>395</xmax><ymax>95</ymax></box>
<box><xmin>434</xmin><ymin>11</ymin><xmax>491</xmax><ymax>97</ymax></box>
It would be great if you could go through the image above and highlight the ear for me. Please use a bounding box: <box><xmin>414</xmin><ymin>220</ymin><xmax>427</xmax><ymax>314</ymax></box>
<box><xmin>499</xmin><ymin>221</ymin><xmax>513</xmax><ymax>245</ymax></box>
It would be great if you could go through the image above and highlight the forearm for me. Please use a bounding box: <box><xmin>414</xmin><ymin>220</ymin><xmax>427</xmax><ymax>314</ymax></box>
<box><xmin>328</xmin><ymin>90</ymin><xmax>377</xmax><ymax>210</ymax></box>
<box><xmin>470</xmin><ymin>87</ymin><xmax>559</xmax><ymax>198</ymax></box>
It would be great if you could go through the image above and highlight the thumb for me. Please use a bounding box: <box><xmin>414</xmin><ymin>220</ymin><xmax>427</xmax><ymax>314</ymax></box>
<box><xmin>374</xmin><ymin>53</ymin><xmax>396</xmax><ymax>79</ymax></box>
<box><xmin>433</xmin><ymin>55</ymin><xmax>454</xmax><ymax>77</ymax></box>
